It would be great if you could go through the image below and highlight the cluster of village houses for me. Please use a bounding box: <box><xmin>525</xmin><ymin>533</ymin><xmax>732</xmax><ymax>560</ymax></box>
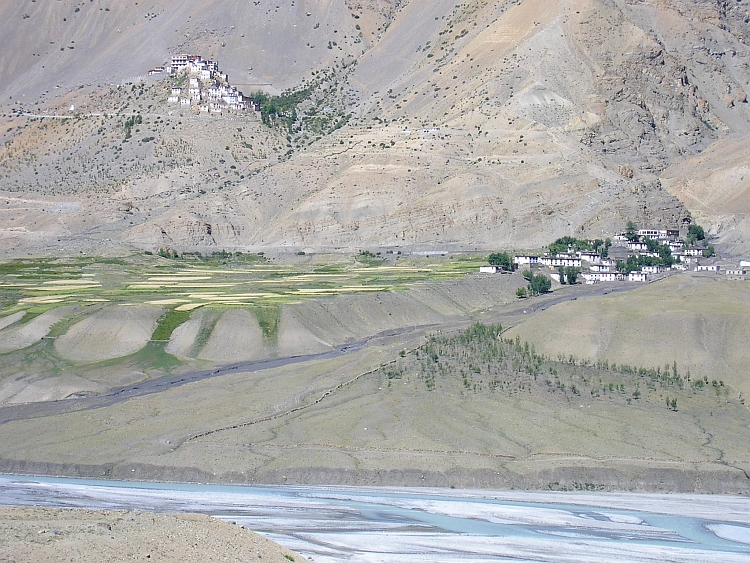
<box><xmin>481</xmin><ymin>228</ymin><xmax>749</xmax><ymax>284</ymax></box>
<box><xmin>149</xmin><ymin>55</ymin><xmax>258</xmax><ymax>115</ymax></box>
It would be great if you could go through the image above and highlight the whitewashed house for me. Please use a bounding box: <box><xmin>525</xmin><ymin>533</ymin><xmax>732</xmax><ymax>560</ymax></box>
<box><xmin>628</xmin><ymin>241</ymin><xmax>649</xmax><ymax>251</ymax></box>
<box><xmin>583</xmin><ymin>272</ymin><xmax>619</xmax><ymax>284</ymax></box>
<box><xmin>541</xmin><ymin>256</ymin><xmax>581</xmax><ymax>268</ymax></box>
<box><xmin>180</xmin><ymin>97</ymin><xmax>191</xmax><ymax>106</ymax></box>
<box><xmin>513</xmin><ymin>255</ymin><xmax>539</xmax><ymax>267</ymax></box>
<box><xmin>628</xmin><ymin>271</ymin><xmax>650</xmax><ymax>282</ymax></box>
<box><xmin>671</xmin><ymin>263</ymin><xmax>689</xmax><ymax>271</ymax></box>
<box><xmin>695</xmin><ymin>265</ymin><xmax>720</xmax><ymax>272</ymax></box>
<box><xmin>641</xmin><ymin>265</ymin><xmax>664</xmax><ymax>274</ymax></box>
<box><xmin>223</xmin><ymin>91</ymin><xmax>240</xmax><ymax>105</ymax></box>
<box><xmin>638</xmin><ymin>229</ymin><xmax>663</xmax><ymax>239</ymax></box>
<box><xmin>578</xmin><ymin>252</ymin><xmax>601</xmax><ymax>264</ymax></box>
<box><xmin>668</xmin><ymin>241</ymin><xmax>684</xmax><ymax>252</ymax></box>
<box><xmin>171</xmin><ymin>54</ymin><xmax>188</xmax><ymax>73</ymax></box>
<box><xmin>725</xmin><ymin>269</ymin><xmax>747</xmax><ymax>276</ymax></box>
<box><xmin>684</xmin><ymin>248</ymin><xmax>703</xmax><ymax>257</ymax></box>
<box><xmin>479</xmin><ymin>266</ymin><xmax>501</xmax><ymax>274</ymax></box>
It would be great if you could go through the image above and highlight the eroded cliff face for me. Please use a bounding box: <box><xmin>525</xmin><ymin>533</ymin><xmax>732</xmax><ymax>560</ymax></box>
<box><xmin>0</xmin><ymin>0</ymin><xmax>748</xmax><ymax>254</ymax></box>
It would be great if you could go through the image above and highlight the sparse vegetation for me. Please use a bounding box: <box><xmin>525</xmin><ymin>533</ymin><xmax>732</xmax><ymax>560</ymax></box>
<box><xmin>382</xmin><ymin>323</ymin><xmax>738</xmax><ymax>413</ymax></box>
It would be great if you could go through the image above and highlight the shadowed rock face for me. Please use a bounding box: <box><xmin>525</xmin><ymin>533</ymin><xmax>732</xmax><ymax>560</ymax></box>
<box><xmin>0</xmin><ymin>0</ymin><xmax>749</xmax><ymax>254</ymax></box>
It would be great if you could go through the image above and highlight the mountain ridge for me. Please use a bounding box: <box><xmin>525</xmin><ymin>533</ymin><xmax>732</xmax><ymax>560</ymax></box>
<box><xmin>0</xmin><ymin>0</ymin><xmax>749</xmax><ymax>254</ymax></box>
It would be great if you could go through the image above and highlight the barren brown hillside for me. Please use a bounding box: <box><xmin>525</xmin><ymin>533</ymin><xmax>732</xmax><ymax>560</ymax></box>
<box><xmin>0</xmin><ymin>0</ymin><xmax>748</xmax><ymax>253</ymax></box>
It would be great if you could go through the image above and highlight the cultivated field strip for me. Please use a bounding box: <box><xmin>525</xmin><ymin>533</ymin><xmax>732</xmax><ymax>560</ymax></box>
<box><xmin>0</xmin><ymin>254</ymin><xmax>484</xmax><ymax>316</ymax></box>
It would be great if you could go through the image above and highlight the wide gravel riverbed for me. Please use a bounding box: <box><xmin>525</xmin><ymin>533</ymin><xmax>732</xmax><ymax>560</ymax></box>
<box><xmin>1</xmin><ymin>475</ymin><xmax>749</xmax><ymax>562</ymax></box>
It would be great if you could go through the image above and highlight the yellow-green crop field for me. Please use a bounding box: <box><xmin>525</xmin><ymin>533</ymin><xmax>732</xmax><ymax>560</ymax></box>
<box><xmin>0</xmin><ymin>252</ymin><xmax>486</xmax><ymax>318</ymax></box>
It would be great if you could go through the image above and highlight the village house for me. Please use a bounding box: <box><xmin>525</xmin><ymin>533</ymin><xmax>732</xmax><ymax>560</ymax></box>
<box><xmin>171</xmin><ymin>54</ymin><xmax>188</xmax><ymax>73</ymax></box>
<box><xmin>671</xmin><ymin>263</ymin><xmax>689</xmax><ymax>271</ymax></box>
<box><xmin>684</xmin><ymin>248</ymin><xmax>703</xmax><ymax>257</ymax></box>
<box><xmin>582</xmin><ymin>272</ymin><xmax>619</xmax><ymax>284</ymax></box>
<box><xmin>628</xmin><ymin>271</ymin><xmax>650</xmax><ymax>282</ymax></box>
<box><xmin>668</xmin><ymin>241</ymin><xmax>684</xmax><ymax>252</ymax></box>
<box><xmin>725</xmin><ymin>269</ymin><xmax>747</xmax><ymax>276</ymax></box>
<box><xmin>148</xmin><ymin>67</ymin><xmax>165</xmax><ymax>75</ymax></box>
<box><xmin>628</xmin><ymin>241</ymin><xmax>649</xmax><ymax>251</ymax></box>
<box><xmin>513</xmin><ymin>255</ymin><xmax>539</xmax><ymax>267</ymax></box>
<box><xmin>695</xmin><ymin>265</ymin><xmax>720</xmax><ymax>272</ymax></box>
<box><xmin>589</xmin><ymin>263</ymin><xmax>614</xmax><ymax>272</ymax></box>
<box><xmin>180</xmin><ymin>97</ymin><xmax>191</xmax><ymax>106</ymax></box>
<box><xmin>638</xmin><ymin>229</ymin><xmax>663</xmax><ymax>239</ymax></box>
<box><xmin>637</xmin><ymin>228</ymin><xmax>679</xmax><ymax>241</ymax></box>
<box><xmin>740</xmin><ymin>260</ymin><xmax>750</xmax><ymax>268</ymax></box>
<box><xmin>479</xmin><ymin>265</ymin><xmax>502</xmax><ymax>274</ymax></box>
<box><xmin>641</xmin><ymin>265</ymin><xmax>665</xmax><ymax>274</ymax></box>
<box><xmin>541</xmin><ymin>256</ymin><xmax>582</xmax><ymax>268</ymax></box>
<box><xmin>578</xmin><ymin>252</ymin><xmax>601</xmax><ymax>264</ymax></box>
<box><xmin>678</xmin><ymin>254</ymin><xmax>699</xmax><ymax>264</ymax></box>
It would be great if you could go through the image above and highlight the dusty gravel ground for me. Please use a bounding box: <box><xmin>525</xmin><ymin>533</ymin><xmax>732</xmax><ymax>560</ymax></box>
<box><xmin>0</xmin><ymin>507</ymin><xmax>300</xmax><ymax>563</ymax></box>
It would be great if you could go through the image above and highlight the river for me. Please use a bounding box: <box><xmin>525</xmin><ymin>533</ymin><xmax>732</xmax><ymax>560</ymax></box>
<box><xmin>1</xmin><ymin>475</ymin><xmax>749</xmax><ymax>562</ymax></box>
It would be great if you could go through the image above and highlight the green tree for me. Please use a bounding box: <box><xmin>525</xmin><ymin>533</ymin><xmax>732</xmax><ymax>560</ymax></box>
<box><xmin>644</xmin><ymin>237</ymin><xmax>660</xmax><ymax>252</ymax></box>
<box><xmin>625</xmin><ymin>221</ymin><xmax>639</xmax><ymax>242</ymax></box>
<box><xmin>671</xmin><ymin>398</ymin><xmax>678</xmax><ymax>411</ymax></box>
<box><xmin>522</xmin><ymin>269</ymin><xmax>534</xmax><ymax>282</ymax></box>
<box><xmin>558</xmin><ymin>266</ymin><xmax>566</xmax><ymax>285</ymax></box>
<box><xmin>702</xmin><ymin>245</ymin><xmax>715</xmax><ymax>258</ymax></box>
<box><xmin>528</xmin><ymin>274</ymin><xmax>552</xmax><ymax>295</ymax></box>
<box><xmin>488</xmin><ymin>252</ymin><xmax>513</xmax><ymax>271</ymax></box>
<box><xmin>565</xmin><ymin>266</ymin><xmax>581</xmax><ymax>285</ymax></box>
<box><xmin>688</xmin><ymin>224</ymin><xmax>706</xmax><ymax>244</ymax></box>
<box><xmin>516</xmin><ymin>287</ymin><xmax>528</xmax><ymax>298</ymax></box>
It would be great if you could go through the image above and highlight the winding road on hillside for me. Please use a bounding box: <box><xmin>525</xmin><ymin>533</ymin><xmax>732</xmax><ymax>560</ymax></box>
<box><xmin>0</xmin><ymin>278</ymin><xmax>649</xmax><ymax>426</ymax></box>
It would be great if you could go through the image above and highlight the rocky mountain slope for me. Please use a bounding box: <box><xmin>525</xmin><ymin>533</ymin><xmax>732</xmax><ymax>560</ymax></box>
<box><xmin>0</xmin><ymin>0</ymin><xmax>749</xmax><ymax>254</ymax></box>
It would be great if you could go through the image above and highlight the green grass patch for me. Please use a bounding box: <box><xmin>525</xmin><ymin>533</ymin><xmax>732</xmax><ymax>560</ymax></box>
<box><xmin>254</xmin><ymin>305</ymin><xmax>281</xmax><ymax>341</ymax></box>
<box><xmin>151</xmin><ymin>309</ymin><xmax>192</xmax><ymax>341</ymax></box>
<box><xmin>192</xmin><ymin>310</ymin><xmax>222</xmax><ymax>355</ymax></box>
